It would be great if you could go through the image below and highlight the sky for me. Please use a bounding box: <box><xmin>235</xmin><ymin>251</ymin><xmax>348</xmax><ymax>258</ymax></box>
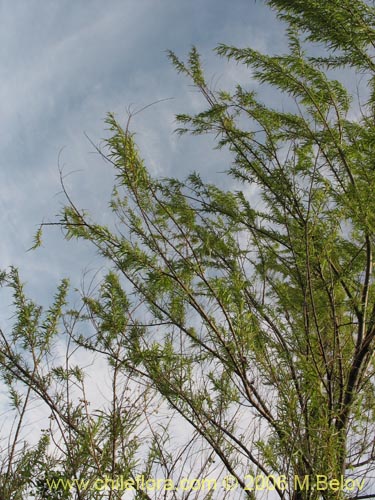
<box><xmin>0</xmin><ymin>0</ymin><xmax>283</xmax><ymax>448</ymax></box>
<box><xmin>0</xmin><ymin>1</ymin><xmax>285</xmax><ymax>497</ymax></box>
<box><xmin>0</xmin><ymin>0</ymin><xmax>284</xmax><ymax>307</ymax></box>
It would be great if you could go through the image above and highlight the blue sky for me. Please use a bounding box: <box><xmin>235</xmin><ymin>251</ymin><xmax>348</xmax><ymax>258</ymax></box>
<box><xmin>0</xmin><ymin>0</ymin><xmax>286</xmax><ymax>478</ymax></box>
<box><xmin>0</xmin><ymin>0</ymin><xmax>284</xmax><ymax>304</ymax></box>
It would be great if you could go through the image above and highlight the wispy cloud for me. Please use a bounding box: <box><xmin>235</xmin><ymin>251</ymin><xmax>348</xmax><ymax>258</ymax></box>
<box><xmin>0</xmin><ymin>1</ymin><xmax>282</xmax><ymax>455</ymax></box>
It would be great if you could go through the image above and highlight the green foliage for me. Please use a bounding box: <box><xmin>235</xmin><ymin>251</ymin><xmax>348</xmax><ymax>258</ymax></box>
<box><xmin>57</xmin><ymin>3</ymin><xmax>375</xmax><ymax>495</ymax></box>
<box><xmin>3</xmin><ymin>0</ymin><xmax>375</xmax><ymax>498</ymax></box>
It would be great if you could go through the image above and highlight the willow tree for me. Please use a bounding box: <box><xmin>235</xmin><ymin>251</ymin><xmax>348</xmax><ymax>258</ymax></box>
<box><xmin>15</xmin><ymin>0</ymin><xmax>375</xmax><ymax>498</ymax></box>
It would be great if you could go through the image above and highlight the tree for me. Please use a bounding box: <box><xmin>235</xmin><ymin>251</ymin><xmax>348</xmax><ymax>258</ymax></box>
<box><xmin>2</xmin><ymin>0</ymin><xmax>375</xmax><ymax>498</ymax></box>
